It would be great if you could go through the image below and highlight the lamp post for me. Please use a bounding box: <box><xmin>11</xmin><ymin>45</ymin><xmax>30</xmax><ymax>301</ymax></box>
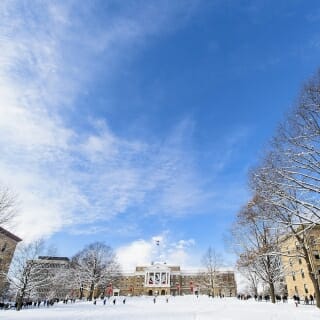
<box><xmin>155</xmin><ymin>239</ymin><xmax>161</xmax><ymax>263</ymax></box>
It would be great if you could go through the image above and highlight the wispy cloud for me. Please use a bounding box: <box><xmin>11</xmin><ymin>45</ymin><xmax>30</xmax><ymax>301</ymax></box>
<box><xmin>1</xmin><ymin>1</ymin><xmax>221</xmax><ymax>242</ymax></box>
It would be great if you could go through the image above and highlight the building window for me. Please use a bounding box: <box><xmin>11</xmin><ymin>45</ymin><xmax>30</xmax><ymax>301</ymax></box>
<box><xmin>289</xmin><ymin>258</ymin><xmax>293</xmax><ymax>267</ymax></box>
<box><xmin>298</xmin><ymin>258</ymin><xmax>302</xmax><ymax>265</ymax></box>
<box><xmin>292</xmin><ymin>272</ymin><xmax>296</xmax><ymax>281</ymax></box>
<box><xmin>294</xmin><ymin>286</ymin><xmax>298</xmax><ymax>294</ymax></box>
<box><xmin>304</xmin><ymin>284</ymin><xmax>309</xmax><ymax>294</ymax></box>
<box><xmin>313</xmin><ymin>251</ymin><xmax>320</xmax><ymax>260</ymax></box>
<box><xmin>301</xmin><ymin>269</ymin><xmax>305</xmax><ymax>279</ymax></box>
<box><xmin>309</xmin><ymin>236</ymin><xmax>315</xmax><ymax>245</ymax></box>
<box><xmin>1</xmin><ymin>242</ymin><xmax>7</xmax><ymax>252</ymax></box>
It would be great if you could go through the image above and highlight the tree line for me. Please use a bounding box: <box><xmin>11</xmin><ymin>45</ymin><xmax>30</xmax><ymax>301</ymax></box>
<box><xmin>0</xmin><ymin>184</ymin><xmax>120</xmax><ymax>310</ymax></box>
<box><xmin>1</xmin><ymin>238</ymin><xmax>119</xmax><ymax>310</ymax></box>
<box><xmin>231</xmin><ymin>70</ymin><xmax>320</xmax><ymax>307</ymax></box>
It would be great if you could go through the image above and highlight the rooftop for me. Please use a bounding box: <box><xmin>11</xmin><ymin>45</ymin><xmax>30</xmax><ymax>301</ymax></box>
<box><xmin>0</xmin><ymin>226</ymin><xmax>22</xmax><ymax>242</ymax></box>
<box><xmin>38</xmin><ymin>256</ymin><xmax>70</xmax><ymax>262</ymax></box>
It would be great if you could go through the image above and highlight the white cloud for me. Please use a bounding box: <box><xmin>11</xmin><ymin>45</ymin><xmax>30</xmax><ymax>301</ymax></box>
<box><xmin>116</xmin><ymin>233</ymin><xmax>197</xmax><ymax>271</ymax></box>
<box><xmin>0</xmin><ymin>1</ymin><xmax>214</xmax><ymax>243</ymax></box>
<box><xmin>174</xmin><ymin>239</ymin><xmax>196</xmax><ymax>250</ymax></box>
<box><xmin>116</xmin><ymin>240</ymin><xmax>153</xmax><ymax>271</ymax></box>
<box><xmin>69</xmin><ymin>223</ymin><xmax>139</xmax><ymax>237</ymax></box>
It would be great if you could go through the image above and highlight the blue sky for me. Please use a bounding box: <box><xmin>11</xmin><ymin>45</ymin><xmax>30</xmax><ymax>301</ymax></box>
<box><xmin>1</xmin><ymin>0</ymin><xmax>320</xmax><ymax>270</ymax></box>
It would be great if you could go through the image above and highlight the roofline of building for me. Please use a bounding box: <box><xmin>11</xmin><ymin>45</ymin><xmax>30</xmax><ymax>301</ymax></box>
<box><xmin>38</xmin><ymin>256</ymin><xmax>70</xmax><ymax>261</ymax></box>
<box><xmin>0</xmin><ymin>226</ymin><xmax>22</xmax><ymax>242</ymax></box>
<box><xmin>113</xmin><ymin>269</ymin><xmax>235</xmax><ymax>276</ymax></box>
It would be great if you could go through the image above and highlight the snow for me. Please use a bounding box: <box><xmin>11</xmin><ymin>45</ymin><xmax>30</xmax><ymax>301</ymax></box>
<box><xmin>2</xmin><ymin>296</ymin><xmax>320</xmax><ymax>320</ymax></box>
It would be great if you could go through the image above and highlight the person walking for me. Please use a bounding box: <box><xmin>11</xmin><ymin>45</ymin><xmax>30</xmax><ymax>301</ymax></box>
<box><xmin>309</xmin><ymin>294</ymin><xmax>314</xmax><ymax>304</ymax></box>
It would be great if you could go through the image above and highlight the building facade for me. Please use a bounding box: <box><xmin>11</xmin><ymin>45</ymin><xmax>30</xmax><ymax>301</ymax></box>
<box><xmin>23</xmin><ymin>257</ymin><xmax>237</xmax><ymax>300</ymax></box>
<box><xmin>28</xmin><ymin>256</ymin><xmax>71</xmax><ymax>300</ymax></box>
<box><xmin>0</xmin><ymin>226</ymin><xmax>22</xmax><ymax>298</ymax></box>
<box><xmin>280</xmin><ymin>226</ymin><xmax>320</xmax><ymax>298</ymax></box>
<box><xmin>108</xmin><ymin>263</ymin><xmax>237</xmax><ymax>297</ymax></box>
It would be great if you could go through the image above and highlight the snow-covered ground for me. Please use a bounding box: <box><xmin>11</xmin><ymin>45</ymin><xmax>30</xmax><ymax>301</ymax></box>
<box><xmin>2</xmin><ymin>296</ymin><xmax>319</xmax><ymax>320</ymax></box>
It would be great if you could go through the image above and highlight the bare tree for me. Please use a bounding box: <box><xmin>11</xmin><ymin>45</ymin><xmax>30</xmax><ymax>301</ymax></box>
<box><xmin>232</xmin><ymin>199</ymin><xmax>284</xmax><ymax>303</ymax></box>
<box><xmin>0</xmin><ymin>186</ymin><xmax>20</xmax><ymax>300</ymax></box>
<box><xmin>237</xmin><ymin>260</ymin><xmax>260</xmax><ymax>296</ymax></box>
<box><xmin>241</xmin><ymin>69</ymin><xmax>320</xmax><ymax>307</ymax></box>
<box><xmin>67</xmin><ymin>260</ymin><xmax>86</xmax><ymax>300</ymax></box>
<box><xmin>71</xmin><ymin>242</ymin><xmax>120</xmax><ymax>300</ymax></box>
<box><xmin>41</xmin><ymin>260</ymin><xmax>73</xmax><ymax>301</ymax></box>
<box><xmin>6</xmin><ymin>240</ymin><xmax>49</xmax><ymax>310</ymax></box>
<box><xmin>253</xmin><ymin>71</ymin><xmax>320</xmax><ymax>228</ymax></box>
<box><xmin>252</xmin><ymin>164</ymin><xmax>320</xmax><ymax>307</ymax></box>
<box><xmin>202</xmin><ymin>247</ymin><xmax>224</xmax><ymax>296</ymax></box>
<box><xmin>0</xmin><ymin>186</ymin><xmax>17</xmax><ymax>228</ymax></box>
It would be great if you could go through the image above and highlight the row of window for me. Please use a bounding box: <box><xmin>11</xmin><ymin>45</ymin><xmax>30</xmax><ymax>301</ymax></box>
<box><xmin>288</xmin><ymin>253</ymin><xmax>320</xmax><ymax>268</ymax></box>
<box><xmin>291</xmin><ymin>269</ymin><xmax>305</xmax><ymax>281</ymax></box>
<box><xmin>289</xmin><ymin>258</ymin><xmax>303</xmax><ymax>266</ymax></box>
<box><xmin>34</xmin><ymin>263</ymin><xmax>68</xmax><ymax>269</ymax></box>
<box><xmin>292</xmin><ymin>268</ymin><xmax>320</xmax><ymax>280</ymax></box>
<box><xmin>294</xmin><ymin>284</ymin><xmax>309</xmax><ymax>294</ymax></box>
<box><xmin>286</xmin><ymin>241</ymin><xmax>320</xmax><ymax>259</ymax></box>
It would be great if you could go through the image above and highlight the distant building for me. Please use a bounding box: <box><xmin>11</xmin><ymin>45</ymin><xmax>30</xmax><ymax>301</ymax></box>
<box><xmin>280</xmin><ymin>226</ymin><xmax>320</xmax><ymax>298</ymax></box>
<box><xmin>22</xmin><ymin>257</ymin><xmax>237</xmax><ymax>300</ymax></box>
<box><xmin>0</xmin><ymin>226</ymin><xmax>22</xmax><ymax>298</ymax></box>
<box><xmin>28</xmin><ymin>256</ymin><xmax>71</xmax><ymax>300</ymax></box>
<box><xmin>106</xmin><ymin>263</ymin><xmax>237</xmax><ymax>297</ymax></box>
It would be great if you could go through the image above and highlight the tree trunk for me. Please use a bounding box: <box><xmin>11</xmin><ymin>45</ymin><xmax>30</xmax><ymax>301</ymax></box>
<box><xmin>16</xmin><ymin>295</ymin><xmax>23</xmax><ymax>311</ymax></box>
<box><xmin>300</xmin><ymin>243</ymin><xmax>320</xmax><ymax>308</ymax></box>
<box><xmin>269</xmin><ymin>281</ymin><xmax>276</xmax><ymax>304</ymax></box>
<box><xmin>16</xmin><ymin>283</ymin><xmax>27</xmax><ymax>311</ymax></box>
<box><xmin>88</xmin><ymin>282</ymin><xmax>94</xmax><ymax>301</ymax></box>
<box><xmin>310</xmin><ymin>274</ymin><xmax>320</xmax><ymax>308</ymax></box>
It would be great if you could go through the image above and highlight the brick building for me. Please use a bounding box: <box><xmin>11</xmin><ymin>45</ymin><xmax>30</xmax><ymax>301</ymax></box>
<box><xmin>107</xmin><ymin>263</ymin><xmax>237</xmax><ymax>297</ymax></box>
<box><xmin>0</xmin><ymin>226</ymin><xmax>22</xmax><ymax>298</ymax></box>
<box><xmin>280</xmin><ymin>226</ymin><xmax>320</xmax><ymax>298</ymax></box>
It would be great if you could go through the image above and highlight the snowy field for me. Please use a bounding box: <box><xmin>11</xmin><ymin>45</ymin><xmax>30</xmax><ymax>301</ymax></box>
<box><xmin>2</xmin><ymin>296</ymin><xmax>320</xmax><ymax>320</ymax></box>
